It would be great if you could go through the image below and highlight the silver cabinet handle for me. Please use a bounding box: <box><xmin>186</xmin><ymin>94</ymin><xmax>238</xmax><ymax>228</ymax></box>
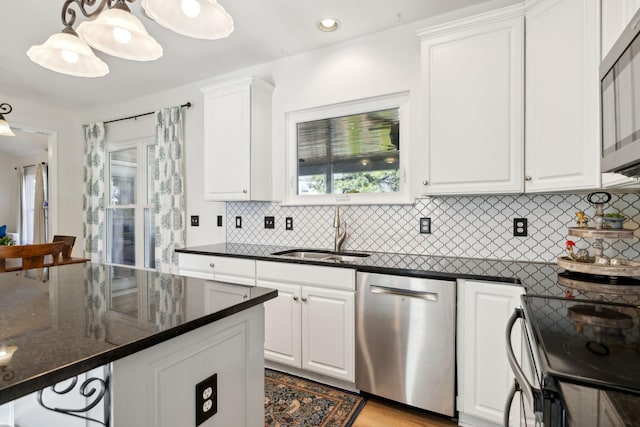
<box><xmin>209</xmin><ymin>263</ymin><xmax>215</xmax><ymax>268</ymax></box>
<box><xmin>422</xmin><ymin>180</ymin><xmax>428</xmax><ymax>185</ymax></box>
<box><xmin>293</xmin><ymin>296</ymin><xmax>299</xmax><ymax>301</ymax></box>
<box><xmin>301</xmin><ymin>297</ymin><xmax>307</xmax><ymax>302</ymax></box>
<box><xmin>525</xmin><ymin>175</ymin><xmax>532</xmax><ymax>181</ymax></box>
<box><xmin>243</xmin><ymin>295</ymin><xmax>248</xmax><ymax>300</ymax></box>
<box><xmin>242</xmin><ymin>189</ymin><xmax>248</xmax><ymax>194</ymax></box>
<box><xmin>370</xmin><ymin>284</ymin><xmax>438</xmax><ymax>301</ymax></box>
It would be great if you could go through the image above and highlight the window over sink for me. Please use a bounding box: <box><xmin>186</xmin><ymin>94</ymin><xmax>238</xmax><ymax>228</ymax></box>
<box><xmin>285</xmin><ymin>92</ymin><xmax>411</xmax><ymax>205</ymax></box>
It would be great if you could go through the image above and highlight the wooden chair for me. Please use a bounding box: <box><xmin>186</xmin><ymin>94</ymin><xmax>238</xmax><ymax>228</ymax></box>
<box><xmin>52</xmin><ymin>235</ymin><xmax>76</xmax><ymax>260</ymax></box>
<box><xmin>0</xmin><ymin>242</ymin><xmax>66</xmax><ymax>272</ymax></box>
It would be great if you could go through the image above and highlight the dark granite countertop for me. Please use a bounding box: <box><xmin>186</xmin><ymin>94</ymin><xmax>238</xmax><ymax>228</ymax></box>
<box><xmin>0</xmin><ymin>262</ymin><xmax>277</xmax><ymax>405</ymax></box>
<box><xmin>176</xmin><ymin>243</ymin><xmax>567</xmax><ymax>296</ymax></box>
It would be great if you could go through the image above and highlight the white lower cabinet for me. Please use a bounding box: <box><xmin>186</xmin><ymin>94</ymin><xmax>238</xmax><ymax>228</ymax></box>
<box><xmin>457</xmin><ymin>279</ymin><xmax>525</xmax><ymax>427</ymax></box>
<box><xmin>257</xmin><ymin>261</ymin><xmax>355</xmax><ymax>383</ymax></box>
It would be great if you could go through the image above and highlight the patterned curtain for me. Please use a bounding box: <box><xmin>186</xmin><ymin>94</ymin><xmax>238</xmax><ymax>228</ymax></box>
<box><xmin>85</xmin><ymin>263</ymin><xmax>107</xmax><ymax>341</ymax></box>
<box><xmin>83</xmin><ymin>123</ymin><xmax>106</xmax><ymax>262</ymax></box>
<box><xmin>153</xmin><ymin>107</ymin><xmax>186</xmax><ymax>273</ymax></box>
<box><xmin>152</xmin><ymin>272</ymin><xmax>185</xmax><ymax>329</ymax></box>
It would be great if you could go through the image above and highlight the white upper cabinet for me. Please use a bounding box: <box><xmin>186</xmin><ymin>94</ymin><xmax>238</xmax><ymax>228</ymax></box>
<box><xmin>524</xmin><ymin>0</ymin><xmax>601</xmax><ymax>192</ymax></box>
<box><xmin>201</xmin><ymin>76</ymin><xmax>273</xmax><ymax>201</ymax></box>
<box><xmin>418</xmin><ymin>5</ymin><xmax>524</xmax><ymax>195</ymax></box>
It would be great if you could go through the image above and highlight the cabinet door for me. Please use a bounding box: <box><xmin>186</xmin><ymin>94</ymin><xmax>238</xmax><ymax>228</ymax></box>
<box><xmin>202</xmin><ymin>82</ymin><xmax>251</xmax><ymax>201</ymax></box>
<box><xmin>419</xmin><ymin>7</ymin><xmax>524</xmax><ymax>195</ymax></box>
<box><xmin>204</xmin><ymin>281</ymin><xmax>250</xmax><ymax>314</ymax></box>
<box><xmin>260</xmin><ymin>280</ymin><xmax>301</xmax><ymax>368</ymax></box>
<box><xmin>457</xmin><ymin>279</ymin><xmax>524</xmax><ymax>426</ymax></box>
<box><xmin>301</xmin><ymin>286</ymin><xmax>355</xmax><ymax>382</ymax></box>
<box><xmin>525</xmin><ymin>0</ymin><xmax>600</xmax><ymax>192</ymax></box>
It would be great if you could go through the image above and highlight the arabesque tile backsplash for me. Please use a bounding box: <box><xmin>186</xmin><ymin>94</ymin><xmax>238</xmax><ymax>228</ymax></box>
<box><xmin>227</xmin><ymin>193</ymin><xmax>640</xmax><ymax>263</ymax></box>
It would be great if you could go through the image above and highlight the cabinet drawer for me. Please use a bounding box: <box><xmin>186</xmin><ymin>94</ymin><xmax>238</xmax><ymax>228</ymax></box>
<box><xmin>179</xmin><ymin>254</ymin><xmax>256</xmax><ymax>285</ymax></box>
<box><xmin>213</xmin><ymin>256</ymin><xmax>255</xmax><ymax>277</ymax></box>
<box><xmin>179</xmin><ymin>253</ymin><xmax>216</xmax><ymax>272</ymax></box>
<box><xmin>256</xmin><ymin>261</ymin><xmax>355</xmax><ymax>291</ymax></box>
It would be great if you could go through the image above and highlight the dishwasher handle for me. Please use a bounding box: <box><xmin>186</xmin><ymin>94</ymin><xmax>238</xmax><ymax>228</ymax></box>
<box><xmin>369</xmin><ymin>284</ymin><xmax>438</xmax><ymax>301</ymax></box>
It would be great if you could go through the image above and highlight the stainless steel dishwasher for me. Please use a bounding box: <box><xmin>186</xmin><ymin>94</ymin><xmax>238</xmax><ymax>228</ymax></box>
<box><xmin>355</xmin><ymin>272</ymin><xmax>456</xmax><ymax>416</ymax></box>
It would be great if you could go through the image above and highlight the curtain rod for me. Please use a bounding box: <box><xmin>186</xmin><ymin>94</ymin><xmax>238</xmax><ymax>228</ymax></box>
<box><xmin>14</xmin><ymin>162</ymin><xmax>47</xmax><ymax>170</ymax></box>
<box><xmin>104</xmin><ymin>102</ymin><xmax>192</xmax><ymax>125</ymax></box>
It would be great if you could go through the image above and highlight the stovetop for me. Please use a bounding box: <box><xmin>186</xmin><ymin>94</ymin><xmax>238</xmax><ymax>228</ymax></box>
<box><xmin>523</xmin><ymin>294</ymin><xmax>640</xmax><ymax>395</ymax></box>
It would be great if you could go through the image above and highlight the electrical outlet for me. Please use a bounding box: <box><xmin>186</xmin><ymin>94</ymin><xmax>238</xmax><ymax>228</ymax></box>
<box><xmin>264</xmin><ymin>216</ymin><xmax>275</xmax><ymax>229</ymax></box>
<box><xmin>419</xmin><ymin>217</ymin><xmax>431</xmax><ymax>234</ymax></box>
<box><xmin>190</xmin><ymin>215</ymin><xmax>199</xmax><ymax>227</ymax></box>
<box><xmin>235</xmin><ymin>216</ymin><xmax>242</xmax><ymax>228</ymax></box>
<box><xmin>514</xmin><ymin>218</ymin><xmax>528</xmax><ymax>237</ymax></box>
<box><xmin>217</xmin><ymin>215</ymin><xmax>223</xmax><ymax>227</ymax></box>
<box><xmin>285</xmin><ymin>217</ymin><xmax>293</xmax><ymax>230</ymax></box>
<box><xmin>195</xmin><ymin>373</ymin><xmax>217</xmax><ymax>426</ymax></box>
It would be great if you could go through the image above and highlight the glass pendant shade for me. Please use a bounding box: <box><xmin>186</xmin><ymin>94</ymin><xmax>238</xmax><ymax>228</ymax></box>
<box><xmin>77</xmin><ymin>8</ymin><xmax>162</xmax><ymax>61</ymax></box>
<box><xmin>0</xmin><ymin>117</ymin><xmax>15</xmax><ymax>137</ymax></box>
<box><xmin>27</xmin><ymin>32</ymin><xmax>109</xmax><ymax>78</ymax></box>
<box><xmin>142</xmin><ymin>0</ymin><xmax>234</xmax><ymax>40</ymax></box>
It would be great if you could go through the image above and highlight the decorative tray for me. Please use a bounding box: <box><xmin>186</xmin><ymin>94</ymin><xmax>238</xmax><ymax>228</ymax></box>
<box><xmin>557</xmin><ymin>256</ymin><xmax>640</xmax><ymax>277</ymax></box>
<box><xmin>567</xmin><ymin>227</ymin><xmax>634</xmax><ymax>239</ymax></box>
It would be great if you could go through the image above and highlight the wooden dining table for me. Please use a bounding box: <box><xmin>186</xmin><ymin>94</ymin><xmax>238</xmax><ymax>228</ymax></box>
<box><xmin>1</xmin><ymin>256</ymin><xmax>89</xmax><ymax>272</ymax></box>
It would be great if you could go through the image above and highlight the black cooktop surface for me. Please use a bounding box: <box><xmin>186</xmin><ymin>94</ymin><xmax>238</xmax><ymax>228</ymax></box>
<box><xmin>523</xmin><ymin>294</ymin><xmax>640</xmax><ymax>395</ymax></box>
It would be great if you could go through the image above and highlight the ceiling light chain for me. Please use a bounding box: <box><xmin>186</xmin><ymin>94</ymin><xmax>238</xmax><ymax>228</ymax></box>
<box><xmin>27</xmin><ymin>0</ymin><xmax>234</xmax><ymax>78</ymax></box>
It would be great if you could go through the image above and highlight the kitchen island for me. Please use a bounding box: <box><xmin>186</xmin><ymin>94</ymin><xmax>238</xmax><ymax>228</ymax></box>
<box><xmin>0</xmin><ymin>262</ymin><xmax>276</xmax><ymax>426</ymax></box>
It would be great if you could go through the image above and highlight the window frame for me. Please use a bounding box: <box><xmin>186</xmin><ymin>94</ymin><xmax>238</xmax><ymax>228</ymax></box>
<box><xmin>284</xmin><ymin>91</ymin><xmax>411</xmax><ymax>205</ymax></box>
<box><xmin>105</xmin><ymin>136</ymin><xmax>155</xmax><ymax>270</ymax></box>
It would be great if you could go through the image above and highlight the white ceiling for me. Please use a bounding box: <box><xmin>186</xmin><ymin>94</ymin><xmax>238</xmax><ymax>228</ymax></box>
<box><xmin>0</xmin><ymin>0</ymin><xmax>491</xmax><ymax>109</ymax></box>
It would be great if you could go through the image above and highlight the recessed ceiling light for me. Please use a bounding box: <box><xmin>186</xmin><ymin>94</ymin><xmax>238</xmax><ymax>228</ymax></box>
<box><xmin>317</xmin><ymin>18</ymin><xmax>339</xmax><ymax>32</ymax></box>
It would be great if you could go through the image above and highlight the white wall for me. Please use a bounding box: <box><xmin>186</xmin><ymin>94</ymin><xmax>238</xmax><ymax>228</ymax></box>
<box><xmin>0</xmin><ymin>151</ymin><xmax>18</xmax><ymax>231</ymax></box>
<box><xmin>0</xmin><ymin>94</ymin><xmax>84</xmax><ymax>253</ymax></box>
<box><xmin>81</xmin><ymin>23</ymin><xmax>421</xmax><ymax>247</ymax></box>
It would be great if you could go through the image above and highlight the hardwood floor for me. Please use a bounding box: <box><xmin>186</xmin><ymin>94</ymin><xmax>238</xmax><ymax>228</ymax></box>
<box><xmin>352</xmin><ymin>397</ymin><xmax>457</xmax><ymax>427</ymax></box>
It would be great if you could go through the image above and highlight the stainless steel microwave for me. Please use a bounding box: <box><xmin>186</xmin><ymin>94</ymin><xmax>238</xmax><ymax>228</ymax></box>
<box><xmin>600</xmin><ymin>8</ymin><xmax>640</xmax><ymax>177</ymax></box>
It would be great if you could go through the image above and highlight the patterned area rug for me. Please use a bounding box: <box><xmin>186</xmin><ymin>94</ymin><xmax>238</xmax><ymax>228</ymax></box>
<box><xmin>265</xmin><ymin>369</ymin><xmax>366</xmax><ymax>427</ymax></box>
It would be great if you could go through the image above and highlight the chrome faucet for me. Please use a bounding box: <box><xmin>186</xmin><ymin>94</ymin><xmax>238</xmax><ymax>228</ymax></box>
<box><xmin>333</xmin><ymin>206</ymin><xmax>347</xmax><ymax>252</ymax></box>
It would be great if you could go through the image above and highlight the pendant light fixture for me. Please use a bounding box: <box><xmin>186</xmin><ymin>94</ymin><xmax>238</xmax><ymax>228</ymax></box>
<box><xmin>77</xmin><ymin>1</ymin><xmax>162</xmax><ymax>61</ymax></box>
<box><xmin>141</xmin><ymin>0</ymin><xmax>234</xmax><ymax>40</ymax></box>
<box><xmin>27</xmin><ymin>0</ymin><xmax>233</xmax><ymax>78</ymax></box>
<box><xmin>0</xmin><ymin>103</ymin><xmax>16</xmax><ymax>137</ymax></box>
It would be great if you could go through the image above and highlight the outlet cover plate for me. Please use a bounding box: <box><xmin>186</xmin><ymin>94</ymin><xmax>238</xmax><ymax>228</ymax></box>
<box><xmin>514</xmin><ymin>218</ymin><xmax>528</xmax><ymax>237</ymax></box>
<box><xmin>285</xmin><ymin>217</ymin><xmax>293</xmax><ymax>230</ymax></box>
<box><xmin>419</xmin><ymin>217</ymin><xmax>431</xmax><ymax>234</ymax></box>
<box><xmin>195</xmin><ymin>373</ymin><xmax>217</xmax><ymax>426</ymax></box>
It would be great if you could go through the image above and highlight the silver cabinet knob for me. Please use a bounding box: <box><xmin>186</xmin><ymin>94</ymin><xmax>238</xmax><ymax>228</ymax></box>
<box><xmin>422</xmin><ymin>180</ymin><xmax>428</xmax><ymax>185</ymax></box>
<box><xmin>301</xmin><ymin>297</ymin><xmax>308</xmax><ymax>302</ymax></box>
<box><xmin>293</xmin><ymin>296</ymin><xmax>299</xmax><ymax>301</ymax></box>
<box><xmin>525</xmin><ymin>175</ymin><xmax>532</xmax><ymax>181</ymax></box>
<box><xmin>243</xmin><ymin>295</ymin><xmax>248</xmax><ymax>300</ymax></box>
<box><xmin>242</xmin><ymin>189</ymin><xmax>248</xmax><ymax>194</ymax></box>
<box><xmin>209</xmin><ymin>263</ymin><xmax>215</xmax><ymax>268</ymax></box>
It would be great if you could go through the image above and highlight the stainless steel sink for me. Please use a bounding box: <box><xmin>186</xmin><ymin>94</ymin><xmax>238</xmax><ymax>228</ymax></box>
<box><xmin>271</xmin><ymin>249</ymin><xmax>370</xmax><ymax>262</ymax></box>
